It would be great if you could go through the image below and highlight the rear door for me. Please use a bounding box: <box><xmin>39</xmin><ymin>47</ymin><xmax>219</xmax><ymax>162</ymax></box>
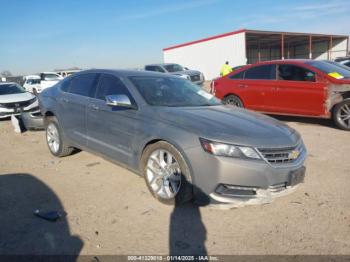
<box><xmin>268</xmin><ymin>64</ymin><xmax>326</xmax><ymax>116</ymax></box>
<box><xmin>86</xmin><ymin>73</ymin><xmax>139</xmax><ymax>165</ymax></box>
<box><xmin>58</xmin><ymin>73</ymin><xmax>99</xmax><ymax>147</ymax></box>
<box><xmin>230</xmin><ymin>64</ymin><xmax>276</xmax><ymax>111</ymax></box>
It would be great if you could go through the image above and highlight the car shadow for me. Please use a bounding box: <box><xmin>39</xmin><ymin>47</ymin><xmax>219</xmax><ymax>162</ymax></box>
<box><xmin>0</xmin><ymin>173</ymin><xmax>83</xmax><ymax>257</ymax></box>
<box><xmin>169</xmin><ymin>179</ymin><xmax>210</xmax><ymax>256</ymax></box>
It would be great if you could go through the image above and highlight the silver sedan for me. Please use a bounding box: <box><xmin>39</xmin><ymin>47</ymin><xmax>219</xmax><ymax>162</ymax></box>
<box><xmin>39</xmin><ymin>69</ymin><xmax>307</xmax><ymax>205</ymax></box>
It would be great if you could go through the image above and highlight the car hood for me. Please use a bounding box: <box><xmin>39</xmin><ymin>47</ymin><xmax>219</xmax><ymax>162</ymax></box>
<box><xmin>170</xmin><ymin>70</ymin><xmax>201</xmax><ymax>76</ymax></box>
<box><xmin>0</xmin><ymin>92</ymin><xmax>35</xmax><ymax>103</ymax></box>
<box><xmin>153</xmin><ymin>105</ymin><xmax>299</xmax><ymax>148</ymax></box>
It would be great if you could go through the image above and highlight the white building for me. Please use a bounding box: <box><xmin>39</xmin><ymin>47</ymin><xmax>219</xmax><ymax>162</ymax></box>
<box><xmin>163</xmin><ymin>29</ymin><xmax>349</xmax><ymax>80</ymax></box>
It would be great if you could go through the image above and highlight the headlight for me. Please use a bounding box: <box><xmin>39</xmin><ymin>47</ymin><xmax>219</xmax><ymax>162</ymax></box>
<box><xmin>199</xmin><ymin>138</ymin><xmax>261</xmax><ymax>160</ymax></box>
<box><xmin>177</xmin><ymin>74</ymin><xmax>190</xmax><ymax>80</ymax></box>
<box><xmin>28</xmin><ymin>97</ymin><xmax>38</xmax><ymax>104</ymax></box>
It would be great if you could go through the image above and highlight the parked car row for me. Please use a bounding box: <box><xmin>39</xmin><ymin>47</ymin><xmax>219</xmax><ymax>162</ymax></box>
<box><xmin>23</xmin><ymin>72</ymin><xmax>63</xmax><ymax>94</ymax></box>
<box><xmin>6</xmin><ymin>58</ymin><xmax>349</xmax><ymax>206</ymax></box>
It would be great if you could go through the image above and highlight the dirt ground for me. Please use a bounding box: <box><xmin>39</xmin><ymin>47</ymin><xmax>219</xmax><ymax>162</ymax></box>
<box><xmin>0</xmin><ymin>113</ymin><xmax>350</xmax><ymax>256</ymax></box>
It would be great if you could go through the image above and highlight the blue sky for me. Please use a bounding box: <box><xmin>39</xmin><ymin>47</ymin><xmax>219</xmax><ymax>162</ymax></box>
<box><xmin>0</xmin><ymin>0</ymin><xmax>349</xmax><ymax>75</ymax></box>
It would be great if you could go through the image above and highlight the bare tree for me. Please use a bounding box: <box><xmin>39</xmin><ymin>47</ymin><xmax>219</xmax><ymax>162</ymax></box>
<box><xmin>0</xmin><ymin>70</ymin><xmax>13</xmax><ymax>77</ymax></box>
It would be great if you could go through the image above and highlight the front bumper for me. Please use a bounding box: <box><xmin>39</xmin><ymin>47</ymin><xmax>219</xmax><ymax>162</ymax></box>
<box><xmin>0</xmin><ymin>106</ymin><xmax>40</xmax><ymax>119</ymax></box>
<box><xmin>184</xmin><ymin>145</ymin><xmax>307</xmax><ymax>205</ymax></box>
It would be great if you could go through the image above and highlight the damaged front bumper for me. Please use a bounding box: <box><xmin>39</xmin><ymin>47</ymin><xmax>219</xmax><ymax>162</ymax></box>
<box><xmin>21</xmin><ymin>111</ymin><xmax>45</xmax><ymax>130</ymax></box>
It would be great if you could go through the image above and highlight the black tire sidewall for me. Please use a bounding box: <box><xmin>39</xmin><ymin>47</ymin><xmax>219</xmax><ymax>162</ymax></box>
<box><xmin>333</xmin><ymin>99</ymin><xmax>350</xmax><ymax>130</ymax></box>
<box><xmin>141</xmin><ymin>141</ymin><xmax>193</xmax><ymax>205</ymax></box>
<box><xmin>223</xmin><ymin>95</ymin><xmax>243</xmax><ymax>107</ymax></box>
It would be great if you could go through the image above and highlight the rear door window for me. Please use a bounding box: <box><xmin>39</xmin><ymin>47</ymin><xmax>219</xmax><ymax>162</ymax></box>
<box><xmin>68</xmin><ymin>73</ymin><xmax>99</xmax><ymax>97</ymax></box>
<box><xmin>278</xmin><ymin>65</ymin><xmax>316</xmax><ymax>82</ymax></box>
<box><xmin>244</xmin><ymin>65</ymin><xmax>276</xmax><ymax>80</ymax></box>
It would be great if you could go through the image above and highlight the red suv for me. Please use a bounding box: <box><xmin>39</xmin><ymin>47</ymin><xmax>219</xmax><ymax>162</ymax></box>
<box><xmin>212</xmin><ymin>60</ymin><xmax>350</xmax><ymax>130</ymax></box>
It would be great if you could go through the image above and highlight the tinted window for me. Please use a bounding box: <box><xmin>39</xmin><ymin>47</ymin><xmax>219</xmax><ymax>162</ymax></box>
<box><xmin>163</xmin><ymin>64</ymin><xmax>183</xmax><ymax>72</ymax></box>
<box><xmin>145</xmin><ymin>66</ymin><xmax>165</xmax><ymax>73</ymax></box>
<box><xmin>229</xmin><ymin>70</ymin><xmax>245</xmax><ymax>79</ymax></box>
<box><xmin>278</xmin><ymin>65</ymin><xmax>315</xmax><ymax>82</ymax></box>
<box><xmin>68</xmin><ymin>73</ymin><xmax>98</xmax><ymax>97</ymax></box>
<box><xmin>344</xmin><ymin>61</ymin><xmax>350</xmax><ymax>67</ymax></box>
<box><xmin>96</xmin><ymin>74</ymin><xmax>133</xmax><ymax>101</ymax></box>
<box><xmin>245</xmin><ymin>65</ymin><xmax>276</xmax><ymax>80</ymax></box>
<box><xmin>60</xmin><ymin>78</ymin><xmax>71</xmax><ymax>92</ymax></box>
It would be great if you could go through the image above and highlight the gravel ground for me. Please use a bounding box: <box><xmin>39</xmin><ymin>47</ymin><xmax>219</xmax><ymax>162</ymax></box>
<box><xmin>0</xmin><ymin>114</ymin><xmax>349</xmax><ymax>256</ymax></box>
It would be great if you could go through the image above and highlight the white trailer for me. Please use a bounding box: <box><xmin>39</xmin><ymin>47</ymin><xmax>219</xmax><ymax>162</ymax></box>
<box><xmin>163</xmin><ymin>29</ymin><xmax>349</xmax><ymax>80</ymax></box>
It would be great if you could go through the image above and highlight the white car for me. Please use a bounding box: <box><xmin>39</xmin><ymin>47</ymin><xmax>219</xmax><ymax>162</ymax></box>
<box><xmin>40</xmin><ymin>72</ymin><xmax>63</xmax><ymax>90</ymax></box>
<box><xmin>23</xmin><ymin>75</ymin><xmax>42</xmax><ymax>93</ymax></box>
<box><xmin>0</xmin><ymin>82</ymin><xmax>40</xmax><ymax>119</ymax></box>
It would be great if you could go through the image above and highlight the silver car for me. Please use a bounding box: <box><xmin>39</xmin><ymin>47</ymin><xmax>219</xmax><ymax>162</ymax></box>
<box><xmin>39</xmin><ymin>70</ymin><xmax>306</xmax><ymax>205</ymax></box>
<box><xmin>145</xmin><ymin>63</ymin><xmax>205</xmax><ymax>85</ymax></box>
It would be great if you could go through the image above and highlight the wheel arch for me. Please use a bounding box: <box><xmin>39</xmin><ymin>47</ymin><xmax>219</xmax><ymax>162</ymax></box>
<box><xmin>138</xmin><ymin>138</ymin><xmax>195</xmax><ymax>184</ymax></box>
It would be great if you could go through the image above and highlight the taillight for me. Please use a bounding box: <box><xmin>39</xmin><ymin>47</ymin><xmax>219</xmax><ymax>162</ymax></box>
<box><xmin>210</xmin><ymin>80</ymin><xmax>218</xmax><ymax>94</ymax></box>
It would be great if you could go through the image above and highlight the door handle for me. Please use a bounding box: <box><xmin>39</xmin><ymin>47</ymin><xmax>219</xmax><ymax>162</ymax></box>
<box><xmin>238</xmin><ymin>84</ymin><xmax>247</xmax><ymax>88</ymax></box>
<box><xmin>61</xmin><ymin>98</ymin><xmax>69</xmax><ymax>103</ymax></box>
<box><xmin>89</xmin><ymin>104</ymin><xmax>99</xmax><ymax>110</ymax></box>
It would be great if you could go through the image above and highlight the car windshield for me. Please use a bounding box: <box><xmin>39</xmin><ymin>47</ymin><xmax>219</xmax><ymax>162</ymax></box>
<box><xmin>129</xmin><ymin>76</ymin><xmax>221</xmax><ymax>107</ymax></box>
<box><xmin>305</xmin><ymin>60</ymin><xmax>350</xmax><ymax>79</ymax></box>
<box><xmin>324</xmin><ymin>61</ymin><xmax>350</xmax><ymax>71</ymax></box>
<box><xmin>27</xmin><ymin>79</ymin><xmax>41</xmax><ymax>84</ymax></box>
<box><xmin>0</xmin><ymin>83</ymin><xmax>25</xmax><ymax>95</ymax></box>
<box><xmin>163</xmin><ymin>64</ymin><xmax>184</xmax><ymax>73</ymax></box>
<box><xmin>43</xmin><ymin>74</ymin><xmax>60</xmax><ymax>80</ymax></box>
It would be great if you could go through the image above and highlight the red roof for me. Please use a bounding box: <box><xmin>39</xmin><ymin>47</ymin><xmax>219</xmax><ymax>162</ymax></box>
<box><xmin>163</xmin><ymin>29</ymin><xmax>246</xmax><ymax>51</ymax></box>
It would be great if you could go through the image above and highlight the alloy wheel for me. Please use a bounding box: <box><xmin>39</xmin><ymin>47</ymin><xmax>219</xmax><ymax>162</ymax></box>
<box><xmin>46</xmin><ymin>123</ymin><xmax>60</xmax><ymax>153</ymax></box>
<box><xmin>146</xmin><ymin>149</ymin><xmax>182</xmax><ymax>199</ymax></box>
<box><xmin>338</xmin><ymin>102</ymin><xmax>350</xmax><ymax>128</ymax></box>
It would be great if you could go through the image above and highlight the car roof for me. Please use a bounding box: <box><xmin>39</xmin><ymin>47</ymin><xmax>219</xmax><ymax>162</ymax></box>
<box><xmin>0</xmin><ymin>82</ymin><xmax>18</xmax><ymax>86</ymax></box>
<box><xmin>24</xmin><ymin>75</ymin><xmax>40</xmax><ymax>79</ymax></box>
<box><xmin>145</xmin><ymin>63</ymin><xmax>178</xmax><ymax>67</ymax></box>
<box><xmin>72</xmin><ymin>69</ymin><xmax>180</xmax><ymax>78</ymax></box>
<box><xmin>251</xmin><ymin>59</ymin><xmax>311</xmax><ymax>65</ymax></box>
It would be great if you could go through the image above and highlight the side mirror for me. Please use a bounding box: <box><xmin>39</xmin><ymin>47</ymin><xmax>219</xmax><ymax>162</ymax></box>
<box><xmin>106</xmin><ymin>94</ymin><xmax>134</xmax><ymax>108</ymax></box>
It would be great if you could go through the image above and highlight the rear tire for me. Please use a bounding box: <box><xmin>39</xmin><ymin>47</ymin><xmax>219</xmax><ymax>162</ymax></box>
<box><xmin>45</xmin><ymin>116</ymin><xmax>74</xmax><ymax>157</ymax></box>
<box><xmin>141</xmin><ymin>141</ymin><xmax>193</xmax><ymax>205</ymax></box>
<box><xmin>223</xmin><ymin>94</ymin><xmax>244</xmax><ymax>107</ymax></box>
<box><xmin>333</xmin><ymin>99</ymin><xmax>350</xmax><ymax>131</ymax></box>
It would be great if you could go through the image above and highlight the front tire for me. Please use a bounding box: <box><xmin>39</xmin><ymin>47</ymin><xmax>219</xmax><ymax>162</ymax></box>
<box><xmin>45</xmin><ymin>116</ymin><xmax>74</xmax><ymax>157</ymax></box>
<box><xmin>333</xmin><ymin>99</ymin><xmax>350</xmax><ymax>131</ymax></box>
<box><xmin>141</xmin><ymin>141</ymin><xmax>193</xmax><ymax>205</ymax></box>
<box><xmin>223</xmin><ymin>94</ymin><xmax>244</xmax><ymax>107</ymax></box>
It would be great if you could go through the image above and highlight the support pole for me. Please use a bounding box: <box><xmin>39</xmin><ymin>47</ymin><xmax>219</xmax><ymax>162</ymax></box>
<box><xmin>281</xmin><ymin>33</ymin><xmax>285</xmax><ymax>60</ymax></box>
<box><xmin>258</xmin><ymin>40</ymin><xmax>261</xmax><ymax>62</ymax></box>
<box><xmin>328</xmin><ymin>36</ymin><xmax>333</xmax><ymax>60</ymax></box>
<box><xmin>309</xmin><ymin>35</ymin><xmax>312</xmax><ymax>59</ymax></box>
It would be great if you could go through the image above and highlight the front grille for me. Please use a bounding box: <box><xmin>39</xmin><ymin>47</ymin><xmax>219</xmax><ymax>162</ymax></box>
<box><xmin>257</xmin><ymin>142</ymin><xmax>304</xmax><ymax>166</ymax></box>
<box><xmin>0</xmin><ymin>98</ymin><xmax>36</xmax><ymax>109</ymax></box>
<box><xmin>190</xmin><ymin>74</ymin><xmax>201</xmax><ymax>82</ymax></box>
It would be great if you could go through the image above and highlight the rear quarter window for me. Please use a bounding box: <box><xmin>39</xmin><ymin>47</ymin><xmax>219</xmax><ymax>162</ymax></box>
<box><xmin>229</xmin><ymin>70</ymin><xmax>245</xmax><ymax>79</ymax></box>
<box><xmin>244</xmin><ymin>65</ymin><xmax>276</xmax><ymax>80</ymax></box>
<box><xmin>68</xmin><ymin>73</ymin><xmax>99</xmax><ymax>97</ymax></box>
